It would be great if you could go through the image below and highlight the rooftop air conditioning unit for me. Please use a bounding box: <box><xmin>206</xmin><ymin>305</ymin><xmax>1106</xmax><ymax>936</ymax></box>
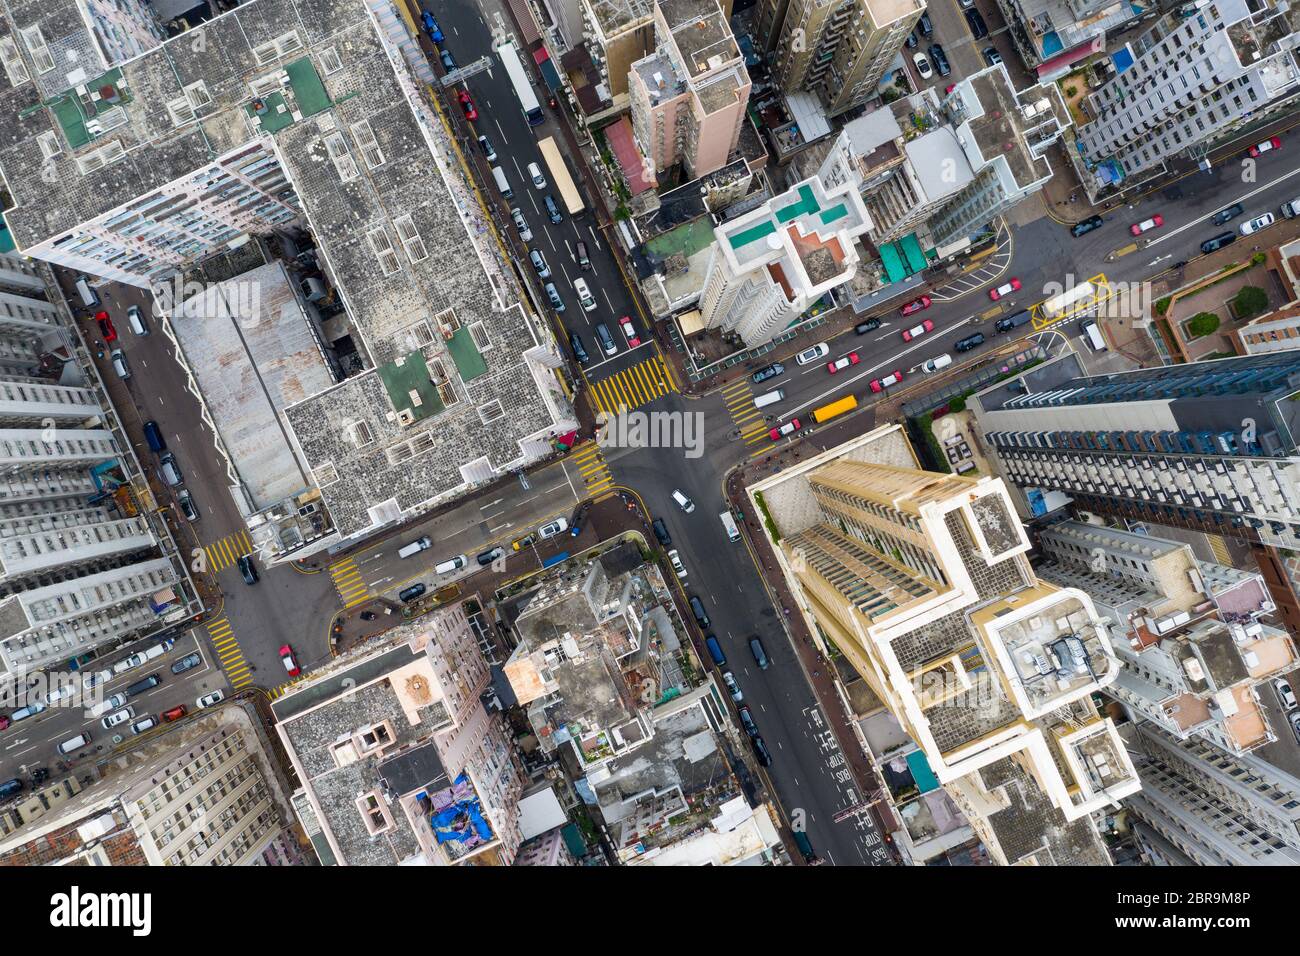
<box><xmin>396</xmin><ymin>409</ymin><xmax>415</xmax><ymax>426</ymax></box>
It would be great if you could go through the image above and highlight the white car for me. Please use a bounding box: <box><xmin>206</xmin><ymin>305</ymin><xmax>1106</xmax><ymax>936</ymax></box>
<box><xmin>510</xmin><ymin>207</ymin><xmax>532</xmax><ymax>243</ymax></box>
<box><xmin>538</xmin><ymin>517</ymin><xmax>569</xmax><ymax>539</ymax></box>
<box><xmin>795</xmin><ymin>343</ymin><xmax>830</xmax><ymax>365</ymax></box>
<box><xmin>101</xmin><ymin>705</ymin><xmax>136</xmax><ymax>729</ymax></box>
<box><xmin>82</xmin><ymin>669</ymin><xmax>112</xmax><ymax>691</ymax></box>
<box><xmin>722</xmin><ymin>670</ymin><xmax>743</xmax><ymax>703</ymax></box>
<box><xmin>527</xmin><ymin>162</ymin><xmax>547</xmax><ymax>189</ymax></box>
<box><xmin>1239</xmin><ymin>213</ymin><xmax>1275</xmax><ymax>236</ymax></box>
<box><xmin>1275</xmin><ymin>678</ymin><xmax>1298</xmax><ymax>711</ymax></box>
<box><xmin>913</xmin><ymin>52</ymin><xmax>933</xmax><ymax>80</ymax></box>
<box><xmin>130</xmin><ymin>716</ymin><xmax>158</xmax><ymax>735</ymax></box>
<box><xmin>667</xmin><ymin>549</ymin><xmax>687</xmax><ymax>578</ymax></box>
<box><xmin>45</xmin><ymin>683</ymin><xmax>78</xmax><ymax>706</ymax></box>
<box><xmin>197</xmin><ymin>690</ymin><xmax>226</xmax><ymax>709</ymax></box>
<box><xmin>770</xmin><ymin>420</ymin><xmax>800</xmax><ymax>440</ymax></box>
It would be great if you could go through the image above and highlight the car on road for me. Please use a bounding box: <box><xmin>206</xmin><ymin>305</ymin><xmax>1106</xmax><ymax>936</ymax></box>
<box><xmin>795</xmin><ymin>343</ymin><xmax>830</xmax><ymax>365</ymax></box>
<box><xmin>538</xmin><ymin>517</ymin><xmax>568</xmax><ymax>539</ymax></box>
<box><xmin>170</xmin><ymin>652</ymin><xmax>201</xmax><ymax>675</ymax></box>
<box><xmin>197</xmin><ymin>690</ymin><xmax>226</xmax><ymax>709</ymax></box>
<box><xmin>667</xmin><ymin>549</ymin><xmax>687</xmax><ymax>579</ymax></box>
<box><xmin>722</xmin><ymin>671</ymin><xmax>743</xmax><ymax>703</ymax></box>
<box><xmin>900</xmin><ymin>295</ymin><xmax>931</xmax><ymax>317</ymax></box>
<box><xmin>965</xmin><ymin>8</ymin><xmax>988</xmax><ymax>38</ymax></box>
<box><xmin>101</xmin><ymin>706</ymin><xmax>135</xmax><ymax>729</ymax></box>
<box><xmin>749</xmin><ymin>636</ymin><xmax>769</xmax><ymax>670</ymax></box>
<box><xmin>1290</xmin><ymin>709</ymin><xmax>1300</xmax><ymax>746</ymax></box>
<box><xmin>902</xmin><ymin>319</ymin><xmax>934</xmax><ymax>342</ymax></box>
<box><xmin>421</xmin><ymin>11</ymin><xmax>444</xmax><ymax>43</ymax></box>
<box><xmin>126</xmin><ymin>304</ymin><xmax>147</xmax><ymax>336</ymax></box>
<box><xmin>982</xmin><ymin>46</ymin><xmax>1002</xmax><ymax>66</ymax></box>
<box><xmin>905</xmin><ymin>30</ymin><xmax>918</xmax><ymax>49</ymax></box>
<box><xmin>652</xmin><ymin>518</ymin><xmax>672</xmax><ymax>547</ymax></box>
<box><xmin>1130</xmin><ymin>214</ymin><xmax>1164</xmax><ymax>235</ymax></box>
<box><xmin>672</xmin><ymin>489</ymin><xmax>695</xmax><ymax>513</ymax></box>
<box><xmin>399</xmin><ymin>583</ymin><xmax>427</xmax><ymax>602</ymax></box>
<box><xmin>619</xmin><ymin>316</ymin><xmax>641</xmax><ymax>347</ymax></box>
<box><xmin>752</xmin><ymin>362</ymin><xmax>784</xmax><ymax>383</ymax></box>
<box><xmin>477</xmin><ymin>545</ymin><xmax>505</xmax><ymax>566</ymax></box>
<box><xmin>989</xmin><ymin>278</ymin><xmax>1021</xmax><ymax>300</ymax></box>
<box><xmin>1239</xmin><ymin>213</ymin><xmax>1276</xmax><ymax>236</ymax></box>
<box><xmin>1201</xmin><ymin>231</ymin><xmax>1237</xmax><ymax>254</ymax></box>
<box><xmin>130</xmin><ymin>716</ymin><xmax>158</xmax><ymax>735</ymax></box>
<box><xmin>529</xmin><ymin>249</ymin><xmax>550</xmax><ymax>279</ymax></box>
<box><xmin>573</xmin><ymin>277</ymin><xmax>597</xmax><ymax>312</ymax></box>
<box><xmin>738</xmin><ymin>705</ymin><xmax>758</xmax><ymax>738</ymax></box>
<box><xmin>177</xmin><ymin>488</ymin><xmax>199</xmax><ymax>522</ymax></box>
<box><xmin>1276</xmin><ymin>678</ymin><xmax>1298</xmax><ymax>711</ymax></box>
<box><xmin>510</xmin><ymin>207</ymin><xmax>531</xmax><ymax>242</ymax></box>
<box><xmin>826</xmin><ymin>352</ymin><xmax>860</xmax><ymax>373</ymax></box>
<box><xmin>918</xmin><ymin>12</ymin><xmax>933</xmax><ymax>35</ymax></box>
<box><xmin>928</xmin><ymin>43</ymin><xmax>950</xmax><ymax>77</ymax></box>
<box><xmin>1212</xmin><ymin>203</ymin><xmax>1244</xmax><ymax>225</ymax></box>
<box><xmin>751</xmin><ymin>736</ymin><xmax>773</xmax><ymax>767</ymax></box>
<box><xmin>912</xmin><ymin>52</ymin><xmax>933</xmax><ymax>80</ymax></box>
<box><xmin>543</xmin><ymin>195</ymin><xmax>563</xmax><ymax>223</ymax></box>
<box><xmin>568</xmin><ymin>332</ymin><xmax>590</xmax><ymax>365</ymax></box>
<box><xmin>88</xmin><ymin>692</ymin><xmax>127</xmax><ymax>719</ymax></box>
<box><xmin>439</xmin><ymin>49</ymin><xmax>455</xmax><ymax>72</ymax></box>
<box><xmin>110</xmin><ymin>348</ymin><xmax>130</xmax><ymax>379</ymax></box>
<box><xmin>162</xmin><ymin>705</ymin><xmax>187</xmax><ymax>722</ymax></box>
<box><xmin>576</xmin><ymin>240</ymin><xmax>591</xmax><ymax>270</ymax></box>
<box><xmin>1070</xmin><ymin>215</ymin><xmax>1104</xmax><ymax>238</ymax></box>
<box><xmin>94</xmin><ymin>311</ymin><xmax>117</xmax><ymax>343</ymax></box>
<box><xmin>237</xmin><ymin>553</ymin><xmax>258</xmax><ymax>585</ymax></box>
<box><xmin>769</xmin><ymin>418</ymin><xmax>801</xmax><ymax>441</ymax></box>
<box><xmin>527</xmin><ymin>162</ymin><xmax>546</xmax><ymax>189</ymax></box>
<box><xmin>1249</xmin><ymin>136</ymin><xmax>1281</xmax><ymax>157</ymax></box>
<box><xmin>279</xmin><ymin>645</ymin><xmax>300</xmax><ymax>678</ymax></box>
<box><xmin>854</xmin><ymin>318</ymin><xmax>881</xmax><ymax>335</ymax></box>
<box><xmin>955</xmin><ymin>332</ymin><xmax>985</xmax><ymax>352</ymax></box>
<box><xmin>594</xmin><ymin>322</ymin><xmax>617</xmax><ymax>356</ymax></box>
<box><xmin>870</xmin><ymin>370</ymin><xmax>904</xmax><ymax>392</ymax></box>
<box><xmin>477</xmin><ymin>134</ymin><xmax>497</xmax><ymax>162</ymax></box>
<box><xmin>45</xmin><ymin>683</ymin><xmax>77</xmax><ymax>706</ymax></box>
<box><xmin>569</xmin><ymin>503</ymin><xmax>590</xmax><ymax>537</ymax></box>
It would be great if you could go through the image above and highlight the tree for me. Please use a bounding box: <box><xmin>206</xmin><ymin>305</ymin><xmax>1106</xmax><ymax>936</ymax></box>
<box><xmin>1233</xmin><ymin>285</ymin><xmax>1268</xmax><ymax>319</ymax></box>
<box><xmin>1186</xmin><ymin>312</ymin><xmax>1220</xmax><ymax>338</ymax></box>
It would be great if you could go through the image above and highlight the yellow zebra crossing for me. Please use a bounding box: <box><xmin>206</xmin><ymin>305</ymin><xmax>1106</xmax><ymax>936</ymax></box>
<box><xmin>571</xmin><ymin>442</ymin><xmax>614</xmax><ymax>496</ymax></box>
<box><xmin>329</xmin><ymin>557</ymin><xmax>370</xmax><ymax>608</ymax></box>
<box><xmin>588</xmin><ymin>355</ymin><xmax>676</xmax><ymax>416</ymax></box>
<box><xmin>268</xmin><ymin>677</ymin><xmax>306</xmax><ymax>700</ymax></box>
<box><xmin>206</xmin><ymin>617</ymin><xmax>254</xmax><ymax>689</ymax></box>
<box><xmin>1208</xmin><ymin>534</ymin><xmax>1232</xmax><ymax>566</ymax></box>
<box><xmin>204</xmin><ymin>530</ymin><xmax>253</xmax><ymax>572</ymax></box>
<box><xmin>721</xmin><ymin>377</ymin><xmax>772</xmax><ymax>445</ymax></box>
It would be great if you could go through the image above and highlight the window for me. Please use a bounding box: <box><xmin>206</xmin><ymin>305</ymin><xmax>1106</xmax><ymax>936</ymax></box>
<box><xmin>348</xmin><ymin>420</ymin><xmax>374</xmax><ymax>447</ymax></box>
<box><xmin>392</xmin><ymin>214</ymin><xmax>427</xmax><ymax>263</ymax></box>
<box><xmin>351</xmin><ymin>119</ymin><xmax>384</xmax><ymax>169</ymax></box>
<box><xmin>184</xmin><ymin>80</ymin><xmax>212</xmax><ymax>111</ymax></box>
<box><xmin>18</xmin><ymin>25</ymin><xmax>54</xmax><ymax>74</ymax></box>
<box><xmin>313</xmin><ymin>462</ymin><xmax>339</xmax><ymax>486</ymax></box>
<box><xmin>36</xmin><ymin>130</ymin><xmax>60</xmax><ymax>160</ymax></box>
<box><xmin>0</xmin><ymin>34</ymin><xmax>30</xmax><ymax>85</ymax></box>
<box><xmin>405</xmin><ymin>320</ymin><xmax>434</xmax><ymax>349</ymax></box>
<box><xmin>356</xmin><ymin>792</ymin><xmax>392</xmax><ymax>835</ymax></box>
<box><xmin>318</xmin><ymin>46</ymin><xmax>343</xmax><ymax>75</ymax></box>
<box><xmin>367</xmin><ymin>227</ymin><xmax>402</xmax><ymax>276</ymax></box>
<box><xmin>478</xmin><ymin>400</ymin><xmax>505</xmax><ymax>424</ymax></box>
<box><xmin>167</xmin><ymin>97</ymin><xmax>197</xmax><ymax>126</ymax></box>
<box><xmin>468</xmin><ymin>321</ymin><xmax>492</xmax><ymax>352</ymax></box>
<box><xmin>252</xmin><ymin>30</ymin><xmax>302</xmax><ymax>65</ymax></box>
<box><xmin>322</xmin><ymin>131</ymin><xmax>358</xmax><ymax>182</ymax></box>
<box><xmin>75</xmin><ymin>141</ymin><xmax>126</xmax><ymax>174</ymax></box>
<box><xmin>434</xmin><ymin>307</ymin><xmax>459</xmax><ymax>338</ymax></box>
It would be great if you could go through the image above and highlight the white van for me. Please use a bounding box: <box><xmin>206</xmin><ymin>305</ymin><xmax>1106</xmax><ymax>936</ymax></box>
<box><xmin>126</xmin><ymin>305</ymin><xmax>148</xmax><ymax>336</ymax></box>
<box><xmin>1282</xmin><ymin>196</ymin><xmax>1300</xmax><ymax>218</ymax></box>
<box><xmin>672</xmin><ymin>489</ymin><xmax>695</xmax><ymax>514</ymax></box>
<box><xmin>573</xmin><ymin>277</ymin><xmax>597</xmax><ymax>312</ymax></box>
<box><xmin>719</xmin><ymin>510</ymin><xmax>741</xmax><ymax>543</ymax></box>
<box><xmin>922</xmin><ymin>353</ymin><xmax>952</xmax><ymax>373</ymax></box>
<box><xmin>75</xmin><ymin>277</ymin><xmax>99</xmax><ymax>308</ymax></box>
<box><xmin>398</xmin><ymin>536</ymin><xmax>432</xmax><ymax>559</ymax></box>
<box><xmin>57</xmin><ymin>732</ymin><xmax>91</xmax><ymax>755</ymax></box>
<box><xmin>491</xmin><ymin>166</ymin><xmax>513</xmax><ymax>199</ymax></box>
<box><xmin>434</xmin><ymin>554</ymin><xmax>467</xmax><ymax>574</ymax></box>
<box><xmin>110</xmin><ymin>349</ymin><xmax>130</xmax><ymax>380</ymax></box>
<box><xmin>1081</xmin><ymin>320</ymin><xmax>1108</xmax><ymax>351</ymax></box>
<box><xmin>754</xmin><ymin>389</ymin><xmax>785</xmax><ymax>408</ymax></box>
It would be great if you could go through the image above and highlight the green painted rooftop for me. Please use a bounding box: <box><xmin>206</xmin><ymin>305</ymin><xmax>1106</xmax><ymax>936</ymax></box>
<box><xmin>285</xmin><ymin>58</ymin><xmax>332</xmax><ymax>117</ymax></box>
<box><xmin>447</xmin><ymin>328</ymin><xmax>488</xmax><ymax>381</ymax></box>
<box><xmin>776</xmin><ymin>184</ymin><xmax>819</xmax><ymax>223</ymax></box>
<box><xmin>379</xmin><ymin>351</ymin><xmax>444</xmax><ymax>422</ymax></box>
<box><xmin>728</xmin><ymin>219</ymin><xmax>776</xmax><ymax>250</ymax></box>
<box><xmin>48</xmin><ymin>68</ymin><xmax>128</xmax><ymax>150</ymax></box>
<box><xmin>645</xmin><ymin>218</ymin><xmax>717</xmax><ymax>259</ymax></box>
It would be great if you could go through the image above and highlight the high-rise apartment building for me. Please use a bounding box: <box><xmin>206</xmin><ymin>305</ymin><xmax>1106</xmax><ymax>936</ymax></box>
<box><xmin>628</xmin><ymin>0</ymin><xmax>751</xmax><ymax>180</ymax></box>
<box><xmin>994</xmin><ymin>0</ymin><xmax>1141</xmax><ymax>73</ymax></box>
<box><xmin>698</xmin><ymin>174</ymin><xmax>871</xmax><ymax>346</ymax></box>
<box><xmin>748</xmin><ymin>425</ymin><xmax>1140</xmax><ymax>865</ymax></box>
<box><xmin>1072</xmin><ymin>0</ymin><xmax>1300</xmax><ymax>198</ymax></box>
<box><xmin>758</xmin><ymin>0</ymin><xmax>924</xmax><ymax>117</ymax></box>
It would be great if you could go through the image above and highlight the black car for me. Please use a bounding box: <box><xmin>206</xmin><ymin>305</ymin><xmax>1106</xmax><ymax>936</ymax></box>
<box><xmin>752</xmin><ymin>736</ymin><xmax>773</xmax><ymax>767</ymax></box>
<box><xmin>236</xmin><ymin>554</ymin><xmax>258</xmax><ymax>586</ymax></box>
<box><xmin>1201</xmin><ymin>231</ymin><xmax>1237</xmax><ymax>254</ymax></box>
<box><xmin>918</xmin><ymin>12</ymin><xmax>933</xmax><ymax>36</ymax></box>
<box><xmin>652</xmin><ymin>517</ymin><xmax>672</xmax><ymax>547</ymax></box>
<box><xmin>689</xmin><ymin>595</ymin><xmax>710</xmax><ymax>629</ymax></box>
<box><xmin>854</xmin><ymin>318</ymin><xmax>881</xmax><ymax>335</ymax></box>
<box><xmin>476</xmin><ymin>546</ymin><xmax>505</xmax><ymax>566</ymax></box>
<box><xmin>1212</xmin><ymin>203</ymin><xmax>1244</xmax><ymax>225</ymax></box>
<box><xmin>170</xmin><ymin>653</ymin><xmax>201</xmax><ymax>675</ymax></box>
<box><xmin>954</xmin><ymin>332</ymin><xmax>985</xmax><ymax>352</ymax></box>
<box><xmin>399</xmin><ymin>583</ymin><xmax>427</xmax><ymax>602</ymax></box>
<box><xmin>1070</xmin><ymin>214</ymin><xmax>1104</xmax><ymax>238</ymax></box>
<box><xmin>738</xmin><ymin>705</ymin><xmax>759</xmax><ymax>738</ymax></box>
<box><xmin>569</xmin><ymin>332</ymin><xmax>590</xmax><ymax>365</ymax></box>
<box><xmin>751</xmin><ymin>362</ymin><xmax>784</xmax><ymax>384</ymax></box>
<box><xmin>440</xmin><ymin>50</ymin><xmax>455</xmax><ymax>72</ymax></box>
<box><xmin>928</xmin><ymin>44</ymin><xmax>950</xmax><ymax>77</ymax></box>
<box><xmin>965</xmin><ymin>8</ymin><xmax>988</xmax><ymax>38</ymax></box>
<box><xmin>177</xmin><ymin>488</ymin><xmax>199</xmax><ymax>522</ymax></box>
<box><xmin>905</xmin><ymin>30</ymin><xmax>918</xmax><ymax>49</ymax></box>
<box><xmin>477</xmin><ymin>134</ymin><xmax>496</xmax><ymax>162</ymax></box>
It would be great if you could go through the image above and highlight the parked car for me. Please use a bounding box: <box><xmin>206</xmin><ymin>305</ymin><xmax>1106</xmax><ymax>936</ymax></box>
<box><xmin>752</xmin><ymin>736</ymin><xmax>773</xmax><ymax>767</ymax></box>
<box><xmin>869</xmin><ymin>370</ymin><xmax>903</xmax><ymax>392</ymax></box>
<box><xmin>538</xmin><ymin>517</ymin><xmax>568</xmax><ymax>539</ymax></box>
<box><xmin>1200</xmin><ymin>231</ymin><xmax>1237</xmax><ymax>254</ymax></box>
<box><xmin>421</xmin><ymin>11</ymin><xmax>444</xmax><ymax>43</ymax></box>
<box><xmin>912</xmin><ymin>52</ymin><xmax>933</xmax><ymax>80</ymax></box>
<box><xmin>1249</xmin><ymin>135</ymin><xmax>1281</xmax><ymax>157</ymax></box>
<box><xmin>1291</xmin><ymin>709</ymin><xmax>1300</xmax><ymax>746</ymax></box>
<box><xmin>619</xmin><ymin>316</ymin><xmax>641</xmax><ymax>347</ymax></box>
<box><xmin>197</xmin><ymin>690</ymin><xmax>226</xmax><ymax>709</ymax></box>
<box><xmin>94</xmin><ymin>311</ymin><xmax>117</xmax><ymax>343</ymax></box>
<box><xmin>1275</xmin><ymin>678</ymin><xmax>1298</xmax><ymax>711</ymax></box>
<box><xmin>854</xmin><ymin>318</ymin><xmax>881</xmax><ymax>335</ymax></box>
<box><xmin>752</xmin><ymin>362</ymin><xmax>785</xmax><ymax>383</ymax></box>
<box><xmin>900</xmin><ymin>295</ymin><xmax>931</xmax><ymax>317</ymax></box>
<box><xmin>177</xmin><ymin>488</ymin><xmax>199</xmax><ymax>522</ymax></box>
<box><xmin>511</xmin><ymin>532</ymin><xmax>537</xmax><ymax>551</ymax></box>
<box><xmin>652</xmin><ymin>518</ymin><xmax>672</xmax><ymax>547</ymax></box>
<box><xmin>510</xmin><ymin>207</ymin><xmax>531</xmax><ymax>242</ymax></box>
<box><xmin>722</xmin><ymin>671</ymin><xmax>743</xmax><ymax>703</ymax></box>
<box><xmin>826</xmin><ymin>352</ymin><xmax>860</xmax><ymax>373</ymax></box>
<box><xmin>769</xmin><ymin>419</ymin><xmax>801</xmax><ymax>441</ymax></box>
<box><xmin>130</xmin><ymin>716</ymin><xmax>158</xmax><ymax>735</ymax></box>
<box><xmin>1070</xmin><ymin>215</ymin><xmax>1104</xmax><ymax>238</ymax></box>
<box><xmin>965</xmin><ymin>8</ymin><xmax>988</xmax><ymax>38</ymax></box>
<box><xmin>738</xmin><ymin>705</ymin><xmax>759</xmax><ymax>738</ymax></box>
<box><xmin>1130</xmin><ymin>214</ymin><xmax>1164</xmax><ymax>235</ymax></box>
<box><xmin>982</xmin><ymin>46</ymin><xmax>1002</xmax><ymax>66</ymax></box>
<box><xmin>237</xmin><ymin>553</ymin><xmax>258</xmax><ymax>585</ymax></box>
<box><xmin>568</xmin><ymin>332</ymin><xmax>590</xmax><ymax>365</ymax></box>
<box><xmin>477</xmin><ymin>546</ymin><xmax>505</xmax><ymax>566</ymax></box>
<box><xmin>101</xmin><ymin>706</ymin><xmax>135</xmax><ymax>729</ymax></box>
<box><xmin>399</xmin><ymin>583</ymin><xmax>427</xmax><ymax>602</ymax></box>
<box><xmin>918</xmin><ymin>12</ymin><xmax>933</xmax><ymax>36</ymax></box>
<box><xmin>905</xmin><ymin>30</ymin><xmax>918</xmax><ymax>49</ymax></box>
<box><xmin>954</xmin><ymin>332</ymin><xmax>985</xmax><ymax>352</ymax></box>
<box><xmin>667</xmin><ymin>549</ymin><xmax>687</xmax><ymax>579</ymax></box>
<box><xmin>795</xmin><ymin>343</ymin><xmax>830</xmax><ymax>365</ymax></box>
<box><xmin>279</xmin><ymin>645</ymin><xmax>300</xmax><ymax>678</ymax></box>
<box><xmin>478</xmin><ymin>134</ymin><xmax>497</xmax><ymax>162</ymax></box>
<box><xmin>529</xmin><ymin>248</ymin><xmax>550</xmax><ymax>279</ymax></box>
<box><xmin>162</xmin><ymin>705</ymin><xmax>187</xmax><ymax>722</ymax></box>
<box><xmin>1239</xmin><ymin>213</ymin><xmax>1276</xmax><ymax>236</ymax></box>
<box><xmin>1212</xmin><ymin>203</ymin><xmax>1244</xmax><ymax>225</ymax></box>
<box><xmin>569</xmin><ymin>503</ymin><xmax>590</xmax><ymax>537</ymax></box>
<box><xmin>440</xmin><ymin>49</ymin><xmax>456</xmax><ymax>72</ymax></box>
<box><xmin>170</xmin><ymin>652</ymin><xmax>201</xmax><ymax>675</ymax></box>
<box><xmin>989</xmin><ymin>278</ymin><xmax>1021</xmax><ymax>300</ymax></box>
<box><xmin>110</xmin><ymin>348</ymin><xmax>130</xmax><ymax>379</ymax></box>
<box><xmin>928</xmin><ymin>44</ymin><xmax>950</xmax><ymax>77</ymax></box>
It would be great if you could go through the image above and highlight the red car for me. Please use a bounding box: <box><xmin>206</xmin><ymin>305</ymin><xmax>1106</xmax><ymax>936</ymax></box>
<box><xmin>869</xmin><ymin>370</ymin><xmax>903</xmax><ymax>393</ymax></box>
<box><xmin>1130</xmin><ymin>214</ymin><xmax>1164</xmax><ymax>236</ymax></box>
<box><xmin>900</xmin><ymin>295</ymin><xmax>931</xmax><ymax>317</ymax></box>
<box><xmin>162</xmin><ymin>705</ymin><xmax>187</xmax><ymax>722</ymax></box>
<box><xmin>457</xmin><ymin>89</ymin><xmax>478</xmax><ymax>121</ymax></box>
<box><xmin>901</xmin><ymin>319</ymin><xmax>934</xmax><ymax>342</ymax></box>
<box><xmin>989</xmin><ymin>278</ymin><xmax>1021</xmax><ymax>301</ymax></box>
<box><xmin>280</xmin><ymin>644</ymin><xmax>300</xmax><ymax>677</ymax></box>
<box><xmin>619</xmin><ymin>316</ymin><xmax>640</xmax><ymax>347</ymax></box>
<box><xmin>769</xmin><ymin>418</ymin><xmax>801</xmax><ymax>441</ymax></box>
<box><xmin>826</xmin><ymin>351</ymin><xmax>860</xmax><ymax>373</ymax></box>
<box><xmin>94</xmin><ymin>311</ymin><xmax>117</xmax><ymax>343</ymax></box>
<box><xmin>1249</xmin><ymin>136</ymin><xmax>1281</xmax><ymax>157</ymax></box>
<box><xmin>0</xmin><ymin>715</ymin><xmax>10</xmax><ymax>732</ymax></box>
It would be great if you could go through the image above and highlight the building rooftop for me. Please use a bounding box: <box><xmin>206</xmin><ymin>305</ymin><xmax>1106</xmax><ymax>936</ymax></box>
<box><xmin>905</xmin><ymin>128</ymin><xmax>974</xmax><ymax>202</ymax></box>
<box><xmin>587</xmin><ymin>0</ymin><xmax>655</xmax><ymax>37</ymax></box>
<box><xmin>661</xmin><ymin>0</ymin><xmax>739</xmax><ymax>80</ymax></box>
<box><xmin>966</xmin><ymin>70</ymin><xmax>1041</xmax><ymax>189</ymax></box>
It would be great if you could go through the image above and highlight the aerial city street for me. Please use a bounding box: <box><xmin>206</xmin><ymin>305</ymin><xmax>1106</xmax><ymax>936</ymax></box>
<box><xmin>0</xmin><ymin>0</ymin><xmax>1298</xmax><ymax>886</ymax></box>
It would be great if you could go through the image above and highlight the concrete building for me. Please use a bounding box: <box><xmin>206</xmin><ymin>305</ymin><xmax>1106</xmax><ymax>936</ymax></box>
<box><xmin>1234</xmin><ymin>237</ymin><xmax>1300</xmax><ymax>356</ymax></box>
<box><xmin>274</xmin><ymin>606</ymin><xmax>527</xmax><ymax>866</ymax></box>
<box><xmin>582</xmin><ymin>0</ymin><xmax>660</xmax><ymax>106</ymax></box>
<box><xmin>994</xmin><ymin>0</ymin><xmax>1142</xmax><ymax>74</ymax></box>
<box><xmin>1121</xmin><ymin>720</ymin><xmax>1300</xmax><ymax>865</ymax></box>
<box><xmin>0</xmin><ymin>703</ymin><xmax>304</xmax><ymax>865</ymax></box>
<box><xmin>747</xmin><ymin>424</ymin><xmax>1141</xmax><ymax>865</ymax></box>
<box><xmin>628</xmin><ymin>0</ymin><xmax>751</xmax><ymax>180</ymax></box>
<box><xmin>698</xmin><ymin>174</ymin><xmax>871</xmax><ymax>346</ymax></box>
<box><xmin>1072</xmin><ymin>0</ymin><xmax>1300</xmax><ymax>199</ymax></box>
<box><xmin>0</xmin><ymin>0</ymin><xmax>575</xmax><ymax>564</ymax></box>
<box><xmin>758</xmin><ymin>0</ymin><xmax>924</xmax><ymax>118</ymax></box>
<box><xmin>816</xmin><ymin>65</ymin><xmax>1070</xmax><ymax>250</ymax></box>
<box><xmin>0</xmin><ymin>255</ymin><xmax>184</xmax><ymax>680</ymax></box>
